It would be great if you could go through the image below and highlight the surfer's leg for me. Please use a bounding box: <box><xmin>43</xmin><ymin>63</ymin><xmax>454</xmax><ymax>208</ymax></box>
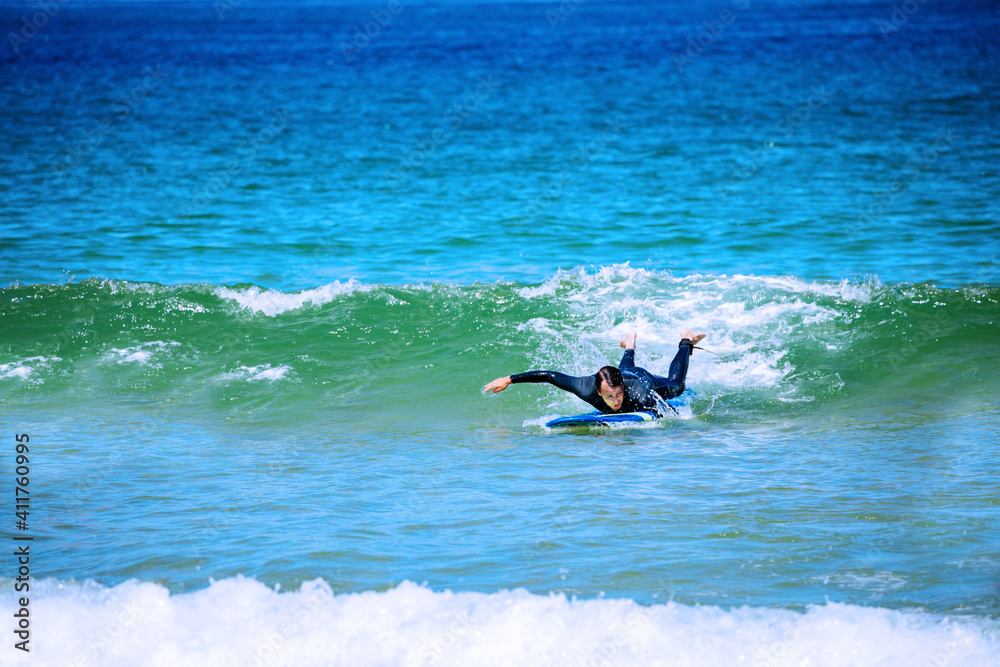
<box><xmin>618</xmin><ymin>331</ymin><xmax>638</xmax><ymax>370</ymax></box>
<box><xmin>650</xmin><ymin>340</ymin><xmax>695</xmax><ymax>399</ymax></box>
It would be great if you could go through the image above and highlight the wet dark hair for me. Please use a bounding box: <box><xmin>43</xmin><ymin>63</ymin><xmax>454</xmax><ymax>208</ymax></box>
<box><xmin>595</xmin><ymin>366</ymin><xmax>623</xmax><ymax>392</ymax></box>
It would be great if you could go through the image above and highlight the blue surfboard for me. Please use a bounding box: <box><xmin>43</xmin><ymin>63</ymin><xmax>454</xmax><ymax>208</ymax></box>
<box><xmin>545</xmin><ymin>410</ymin><xmax>658</xmax><ymax>427</ymax></box>
<box><xmin>544</xmin><ymin>394</ymin><xmax>689</xmax><ymax>428</ymax></box>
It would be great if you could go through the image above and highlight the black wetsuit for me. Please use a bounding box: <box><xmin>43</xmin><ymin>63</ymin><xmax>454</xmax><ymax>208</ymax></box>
<box><xmin>510</xmin><ymin>339</ymin><xmax>694</xmax><ymax>416</ymax></box>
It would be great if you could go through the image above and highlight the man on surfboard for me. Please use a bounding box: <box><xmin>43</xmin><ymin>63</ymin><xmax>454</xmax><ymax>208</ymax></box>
<box><xmin>483</xmin><ymin>330</ymin><xmax>705</xmax><ymax>416</ymax></box>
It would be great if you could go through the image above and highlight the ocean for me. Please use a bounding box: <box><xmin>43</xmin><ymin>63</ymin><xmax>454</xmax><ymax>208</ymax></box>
<box><xmin>1</xmin><ymin>0</ymin><xmax>999</xmax><ymax>664</ymax></box>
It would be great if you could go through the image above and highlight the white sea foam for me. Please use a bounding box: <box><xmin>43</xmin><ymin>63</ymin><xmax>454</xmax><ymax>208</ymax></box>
<box><xmin>219</xmin><ymin>364</ymin><xmax>292</xmax><ymax>382</ymax></box>
<box><xmin>2</xmin><ymin>577</ymin><xmax>998</xmax><ymax>666</ymax></box>
<box><xmin>1</xmin><ymin>362</ymin><xmax>34</xmax><ymax>380</ymax></box>
<box><xmin>107</xmin><ymin>341</ymin><xmax>180</xmax><ymax>367</ymax></box>
<box><xmin>513</xmin><ymin>266</ymin><xmax>860</xmax><ymax>397</ymax></box>
<box><xmin>516</xmin><ymin>264</ymin><xmax>655</xmax><ymax>300</ymax></box>
<box><xmin>217</xmin><ymin>280</ymin><xmax>367</xmax><ymax>317</ymax></box>
<box><xmin>517</xmin><ymin>265</ymin><xmax>878</xmax><ymax>306</ymax></box>
<box><xmin>0</xmin><ymin>356</ymin><xmax>62</xmax><ymax>382</ymax></box>
<box><xmin>750</xmin><ymin>274</ymin><xmax>879</xmax><ymax>303</ymax></box>
<box><xmin>522</xmin><ymin>414</ymin><xmax>563</xmax><ymax>428</ymax></box>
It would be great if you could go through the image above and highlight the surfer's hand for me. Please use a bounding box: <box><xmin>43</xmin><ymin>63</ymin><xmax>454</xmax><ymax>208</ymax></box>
<box><xmin>484</xmin><ymin>376</ymin><xmax>512</xmax><ymax>394</ymax></box>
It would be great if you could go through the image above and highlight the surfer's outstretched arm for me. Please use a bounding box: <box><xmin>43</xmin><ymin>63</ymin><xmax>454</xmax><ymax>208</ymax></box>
<box><xmin>484</xmin><ymin>371</ymin><xmax>596</xmax><ymax>402</ymax></box>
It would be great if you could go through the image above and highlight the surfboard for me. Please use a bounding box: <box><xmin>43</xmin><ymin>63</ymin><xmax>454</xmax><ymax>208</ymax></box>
<box><xmin>545</xmin><ymin>411</ymin><xmax>658</xmax><ymax>427</ymax></box>
<box><xmin>543</xmin><ymin>394</ymin><xmax>690</xmax><ymax>428</ymax></box>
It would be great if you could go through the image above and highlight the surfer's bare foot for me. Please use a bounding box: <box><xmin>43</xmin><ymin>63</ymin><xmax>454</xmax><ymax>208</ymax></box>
<box><xmin>619</xmin><ymin>331</ymin><xmax>637</xmax><ymax>350</ymax></box>
<box><xmin>680</xmin><ymin>330</ymin><xmax>706</xmax><ymax>345</ymax></box>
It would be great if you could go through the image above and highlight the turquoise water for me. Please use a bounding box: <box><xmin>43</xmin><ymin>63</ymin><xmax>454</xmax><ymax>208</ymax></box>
<box><xmin>2</xmin><ymin>0</ymin><xmax>999</xmax><ymax>664</ymax></box>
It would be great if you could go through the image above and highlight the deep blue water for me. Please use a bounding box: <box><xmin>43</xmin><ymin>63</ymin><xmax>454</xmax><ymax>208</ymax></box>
<box><xmin>2</xmin><ymin>0</ymin><xmax>998</xmax><ymax>289</ymax></box>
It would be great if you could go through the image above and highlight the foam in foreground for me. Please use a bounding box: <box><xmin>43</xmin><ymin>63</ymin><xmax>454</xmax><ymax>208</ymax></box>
<box><xmin>2</xmin><ymin>577</ymin><xmax>998</xmax><ymax>666</ymax></box>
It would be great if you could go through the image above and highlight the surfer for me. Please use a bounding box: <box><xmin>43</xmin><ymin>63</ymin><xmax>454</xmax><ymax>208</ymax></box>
<box><xmin>483</xmin><ymin>330</ymin><xmax>705</xmax><ymax>416</ymax></box>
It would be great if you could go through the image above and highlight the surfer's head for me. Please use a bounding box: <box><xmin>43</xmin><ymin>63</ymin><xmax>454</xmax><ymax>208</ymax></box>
<box><xmin>596</xmin><ymin>366</ymin><xmax>624</xmax><ymax>411</ymax></box>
